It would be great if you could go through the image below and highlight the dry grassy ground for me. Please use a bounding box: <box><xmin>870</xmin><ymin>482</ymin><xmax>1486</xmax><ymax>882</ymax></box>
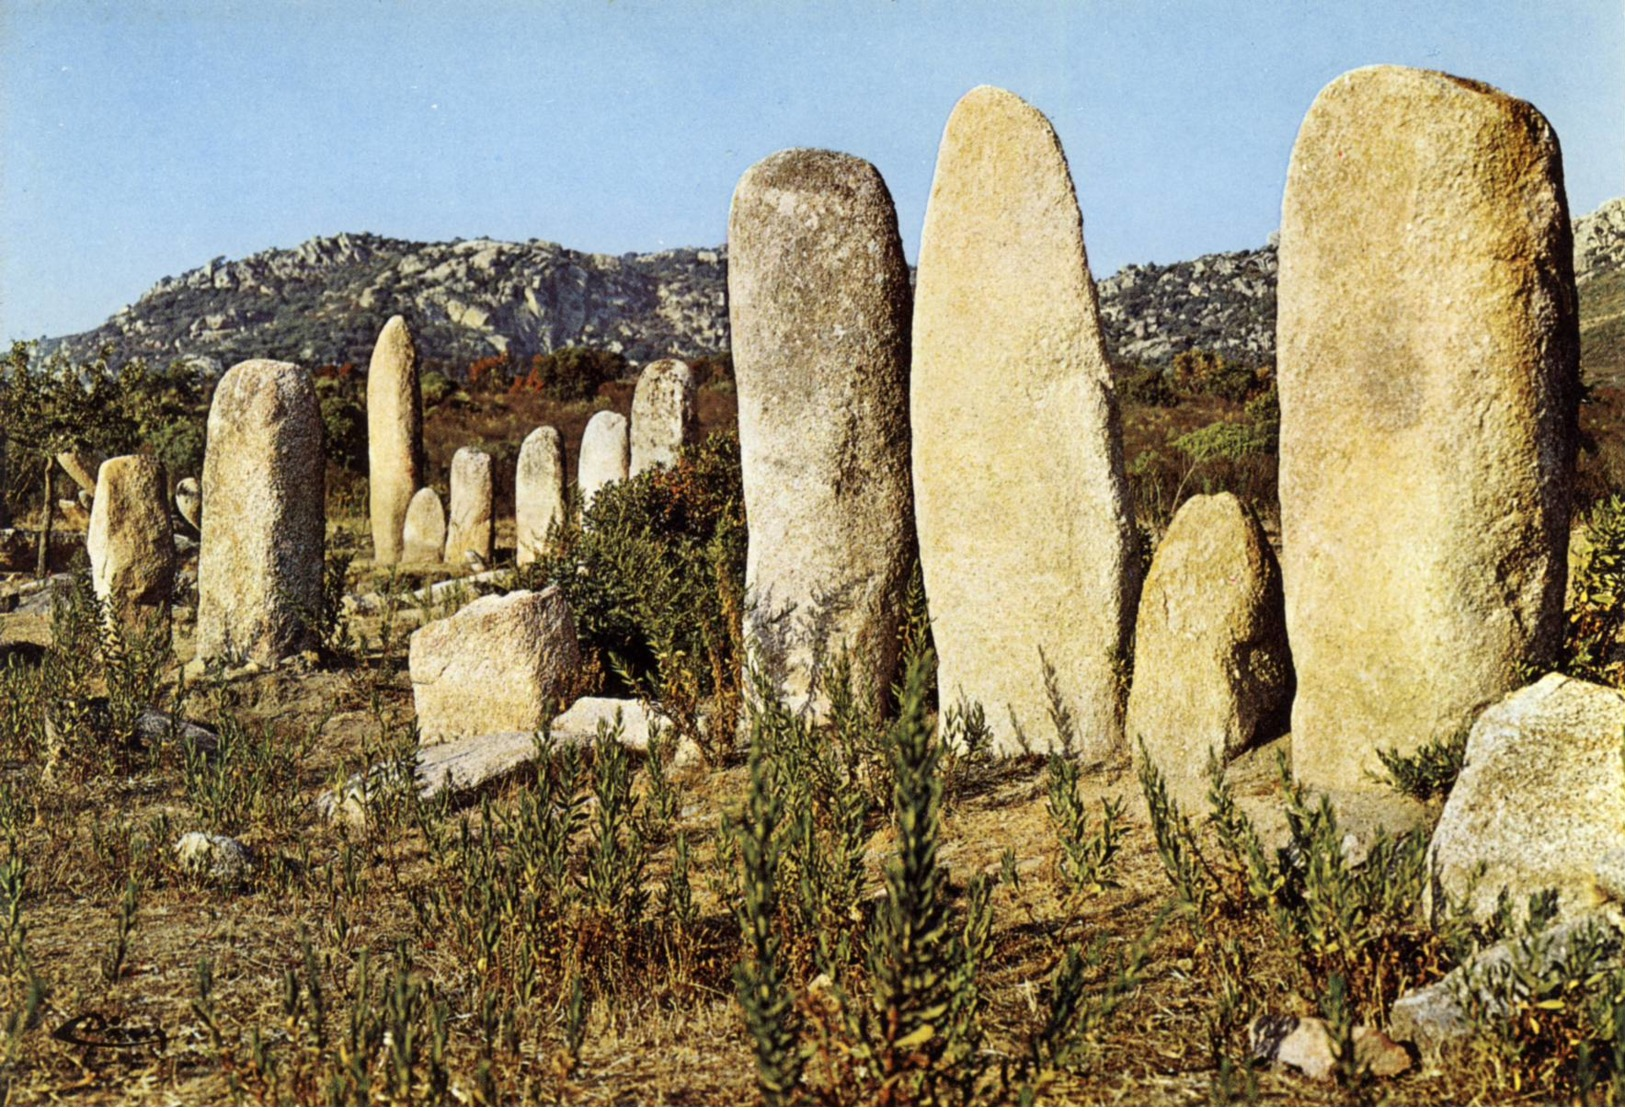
<box><xmin>0</xmin><ymin>552</ymin><xmax>1578</xmax><ymax>1106</ymax></box>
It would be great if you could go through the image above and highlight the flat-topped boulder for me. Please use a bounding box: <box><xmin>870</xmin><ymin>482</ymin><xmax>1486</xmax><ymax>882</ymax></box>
<box><xmin>409</xmin><ymin>587</ymin><xmax>581</xmax><ymax>744</ymax></box>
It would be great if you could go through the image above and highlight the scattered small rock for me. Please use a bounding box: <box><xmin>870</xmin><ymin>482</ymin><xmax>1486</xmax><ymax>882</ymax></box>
<box><xmin>174</xmin><ymin>832</ymin><xmax>251</xmax><ymax>885</ymax></box>
<box><xmin>1249</xmin><ymin>1014</ymin><xmax>1411</xmax><ymax>1081</ymax></box>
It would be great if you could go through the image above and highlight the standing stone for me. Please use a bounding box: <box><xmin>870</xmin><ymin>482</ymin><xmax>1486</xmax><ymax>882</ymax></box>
<box><xmin>402</xmin><ymin>488</ymin><xmax>447</xmax><ymax>564</ymax></box>
<box><xmin>729</xmin><ymin>148</ymin><xmax>917</xmax><ymax>714</ymax></box>
<box><xmin>86</xmin><ymin>455</ymin><xmax>176</xmax><ymax>632</ymax></box>
<box><xmin>1126</xmin><ymin>494</ymin><xmax>1293</xmax><ymax>811</ymax></box>
<box><xmin>444</xmin><ymin>448</ymin><xmax>493</xmax><ymax>566</ymax></box>
<box><xmin>409</xmin><ymin>587</ymin><xmax>582</xmax><ymax>744</ymax></box>
<box><xmin>196</xmin><ymin>359</ymin><xmax>325</xmax><ymax>667</ymax></box>
<box><xmin>56</xmin><ymin>450</ymin><xmax>102</xmax><ymax>497</ymax></box>
<box><xmin>1278</xmin><ymin>66</ymin><xmax>1579</xmax><ymax>791</ymax></box>
<box><xmin>629</xmin><ymin>359</ymin><xmax>698</xmax><ymax>476</ymax></box>
<box><xmin>912</xmin><ymin>85</ymin><xmax>1139</xmax><ymax>758</ymax></box>
<box><xmin>515</xmin><ymin>427</ymin><xmax>567</xmax><ymax>566</ymax></box>
<box><xmin>367</xmin><ymin>315</ymin><xmax>424</xmax><ymax>565</ymax></box>
<box><xmin>174</xmin><ymin>477</ymin><xmax>202</xmax><ymax>532</ymax></box>
<box><xmin>578</xmin><ymin>411</ymin><xmax>629</xmax><ymax>507</ymax></box>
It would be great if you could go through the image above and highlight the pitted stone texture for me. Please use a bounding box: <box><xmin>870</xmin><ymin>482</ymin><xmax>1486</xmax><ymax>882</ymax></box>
<box><xmin>444</xmin><ymin>448</ymin><xmax>493</xmax><ymax>566</ymax></box>
<box><xmin>578</xmin><ymin>411</ymin><xmax>628</xmax><ymax>507</ymax></box>
<box><xmin>1127</xmin><ymin>494</ymin><xmax>1292</xmax><ymax>811</ymax></box>
<box><xmin>1278</xmin><ymin>66</ymin><xmax>1579</xmax><ymax>791</ymax></box>
<box><xmin>174</xmin><ymin>477</ymin><xmax>201</xmax><ymax>531</ymax></box>
<box><xmin>1426</xmin><ymin>674</ymin><xmax>1625</xmax><ymax>924</ymax></box>
<box><xmin>515</xmin><ymin>426</ymin><xmax>566</xmax><ymax>566</ymax></box>
<box><xmin>729</xmin><ymin>148</ymin><xmax>917</xmax><ymax>714</ymax></box>
<box><xmin>402</xmin><ymin>488</ymin><xmax>447</xmax><ymax>565</ymax></box>
<box><xmin>196</xmin><ymin>359</ymin><xmax>325</xmax><ymax>667</ymax></box>
<box><xmin>630</xmin><ymin>359</ymin><xmax>698</xmax><ymax>476</ymax></box>
<box><xmin>86</xmin><ymin>455</ymin><xmax>176</xmax><ymax>631</ymax></box>
<box><xmin>912</xmin><ymin>85</ymin><xmax>1138</xmax><ymax>758</ymax></box>
<box><xmin>409</xmin><ymin>587</ymin><xmax>581</xmax><ymax>744</ymax></box>
<box><xmin>367</xmin><ymin>315</ymin><xmax>424</xmax><ymax>564</ymax></box>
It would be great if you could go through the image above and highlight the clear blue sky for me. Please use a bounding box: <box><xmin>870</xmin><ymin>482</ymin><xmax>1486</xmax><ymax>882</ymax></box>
<box><xmin>3</xmin><ymin>0</ymin><xmax>1621</xmax><ymax>343</ymax></box>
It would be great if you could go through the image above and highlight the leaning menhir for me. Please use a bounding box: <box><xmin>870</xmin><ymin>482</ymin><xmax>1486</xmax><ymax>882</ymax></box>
<box><xmin>1278</xmin><ymin>65</ymin><xmax>1579</xmax><ymax>792</ymax></box>
<box><xmin>367</xmin><ymin>315</ymin><xmax>424</xmax><ymax>565</ymax></box>
<box><xmin>445</xmin><ymin>447</ymin><xmax>494</xmax><ymax>566</ymax></box>
<box><xmin>87</xmin><ymin>454</ymin><xmax>177</xmax><ymax>632</ymax></box>
<box><xmin>630</xmin><ymin>359</ymin><xmax>698</xmax><ymax>476</ymax></box>
<box><xmin>515</xmin><ymin>426</ymin><xmax>567</xmax><ymax>566</ymax></box>
<box><xmin>196</xmin><ymin>359</ymin><xmax>326</xmax><ymax>667</ymax></box>
<box><xmin>912</xmin><ymin>85</ymin><xmax>1139</xmax><ymax>758</ymax></box>
<box><xmin>729</xmin><ymin>147</ymin><xmax>917</xmax><ymax>714</ymax></box>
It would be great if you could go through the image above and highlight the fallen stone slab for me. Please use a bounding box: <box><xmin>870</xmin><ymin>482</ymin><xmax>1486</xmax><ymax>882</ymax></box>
<box><xmin>343</xmin><ymin>569</ymin><xmax>508</xmax><ymax>616</ymax></box>
<box><xmin>1389</xmin><ymin>912</ymin><xmax>1625</xmax><ymax>1053</ymax></box>
<box><xmin>317</xmin><ymin>698</ymin><xmax>699</xmax><ymax>823</ymax></box>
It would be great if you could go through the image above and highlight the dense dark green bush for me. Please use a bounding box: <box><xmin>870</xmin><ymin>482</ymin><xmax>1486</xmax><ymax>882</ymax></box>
<box><xmin>524</xmin><ymin>347</ymin><xmax>628</xmax><ymax>402</ymax></box>
<box><xmin>314</xmin><ymin>366</ymin><xmax>367</xmax><ymax>474</ymax></box>
<box><xmin>532</xmin><ymin>432</ymin><xmax>746</xmax><ymax>711</ymax></box>
<box><xmin>1116</xmin><ymin>363</ymin><xmax>1176</xmax><ymax>407</ymax></box>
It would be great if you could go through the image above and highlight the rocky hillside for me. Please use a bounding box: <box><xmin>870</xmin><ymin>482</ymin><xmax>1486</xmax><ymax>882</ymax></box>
<box><xmin>49</xmin><ymin>200</ymin><xmax>1623</xmax><ymax>378</ymax></box>
<box><xmin>54</xmin><ymin>233</ymin><xmax>730</xmax><ymax>374</ymax></box>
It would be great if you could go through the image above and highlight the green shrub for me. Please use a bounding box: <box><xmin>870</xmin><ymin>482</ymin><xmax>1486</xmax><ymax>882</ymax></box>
<box><xmin>524</xmin><ymin>347</ymin><xmax>628</xmax><ymax>402</ymax></box>
<box><xmin>1375</xmin><ymin>729</ymin><xmax>1468</xmax><ymax>801</ymax></box>
<box><xmin>533</xmin><ymin>433</ymin><xmax>746</xmax><ymax>745</ymax></box>
<box><xmin>1565</xmin><ymin>492</ymin><xmax>1625</xmax><ymax>686</ymax></box>
<box><xmin>315</xmin><ymin>374</ymin><xmax>367</xmax><ymax>474</ymax></box>
<box><xmin>420</xmin><ymin>370</ymin><xmax>457</xmax><ymax>410</ymax></box>
<box><xmin>1116</xmin><ymin>363</ymin><xmax>1175</xmax><ymax>407</ymax></box>
<box><xmin>1171</xmin><ymin>349</ymin><xmax>1261</xmax><ymax>403</ymax></box>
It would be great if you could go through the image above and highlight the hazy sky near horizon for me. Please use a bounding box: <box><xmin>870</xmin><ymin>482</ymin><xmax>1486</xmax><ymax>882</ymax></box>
<box><xmin>2</xmin><ymin>0</ymin><xmax>1621</xmax><ymax>343</ymax></box>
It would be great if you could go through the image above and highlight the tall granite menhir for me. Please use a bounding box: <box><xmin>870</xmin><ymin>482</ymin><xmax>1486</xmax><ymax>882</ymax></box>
<box><xmin>729</xmin><ymin>148</ymin><xmax>916</xmax><ymax>714</ymax></box>
<box><xmin>578</xmin><ymin>411</ymin><xmax>629</xmax><ymax>507</ymax></box>
<box><xmin>1278</xmin><ymin>65</ymin><xmax>1579</xmax><ymax>791</ymax></box>
<box><xmin>196</xmin><ymin>359</ymin><xmax>326</xmax><ymax>667</ymax></box>
<box><xmin>913</xmin><ymin>86</ymin><xmax>1139</xmax><ymax>758</ymax></box>
<box><xmin>367</xmin><ymin>315</ymin><xmax>424</xmax><ymax>565</ymax></box>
